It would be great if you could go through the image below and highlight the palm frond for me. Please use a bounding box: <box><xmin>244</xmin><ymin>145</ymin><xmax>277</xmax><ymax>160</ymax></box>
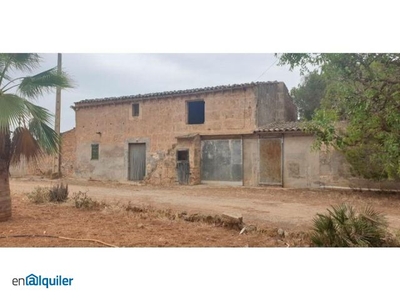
<box><xmin>18</xmin><ymin>67</ymin><xmax>73</xmax><ymax>99</ymax></box>
<box><xmin>361</xmin><ymin>205</ymin><xmax>387</xmax><ymax>226</ymax></box>
<box><xmin>311</xmin><ymin>213</ymin><xmax>337</xmax><ymax>246</ymax></box>
<box><xmin>311</xmin><ymin>203</ymin><xmax>392</xmax><ymax>247</ymax></box>
<box><xmin>24</xmin><ymin>100</ymin><xmax>53</xmax><ymax>125</ymax></box>
<box><xmin>0</xmin><ymin>53</ymin><xmax>41</xmax><ymax>72</ymax></box>
<box><xmin>29</xmin><ymin>118</ymin><xmax>59</xmax><ymax>155</ymax></box>
<box><xmin>10</xmin><ymin>127</ymin><xmax>42</xmax><ymax>164</ymax></box>
<box><xmin>24</xmin><ymin>100</ymin><xmax>59</xmax><ymax>154</ymax></box>
<box><xmin>0</xmin><ymin>94</ymin><xmax>28</xmax><ymax>133</ymax></box>
<box><xmin>0</xmin><ymin>71</ymin><xmax>12</xmax><ymax>87</ymax></box>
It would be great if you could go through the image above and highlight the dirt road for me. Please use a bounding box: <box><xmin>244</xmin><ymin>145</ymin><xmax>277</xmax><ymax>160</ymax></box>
<box><xmin>10</xmin><ymin>178</ymin><xmax>400</xmax><ymax>231</ymax></box>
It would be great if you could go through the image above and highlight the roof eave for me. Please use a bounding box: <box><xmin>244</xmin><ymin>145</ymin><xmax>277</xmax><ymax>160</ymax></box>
<box><xmin>74</xmin><ymin>81</ymin><xmax>282</xmax><ymax>108</ymax></box>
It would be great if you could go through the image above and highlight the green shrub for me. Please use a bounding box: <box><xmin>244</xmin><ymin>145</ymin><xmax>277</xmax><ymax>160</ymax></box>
<box><xmin>72</xmin><ymin>191</ymin><xmax>104</xmax><ymax>210</ymax></box>
<box><xmin>49</xmin><ymin>183</ymin><xmax>69</xmax><ymax>203</ymax></box>
<box><xmin>311</xmin><ymin>203</ymin><xmax>393</xmax><ymax>247</ymax></box>
<box><xmin>27</xmin><ymin>186</ymin><xmax>51</xmax><ymax>204</ymax></box>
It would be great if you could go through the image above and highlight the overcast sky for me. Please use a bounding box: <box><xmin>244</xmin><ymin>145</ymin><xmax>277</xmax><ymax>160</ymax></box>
<box><xmin>3</xmin><ymin>1</ymin><xmax>397</xmax><ymax>133</ymax></box>
<box><xmin>24</xmin><ymin>53</ymin><xmax>302</xmax><ymax>132</ymax></box>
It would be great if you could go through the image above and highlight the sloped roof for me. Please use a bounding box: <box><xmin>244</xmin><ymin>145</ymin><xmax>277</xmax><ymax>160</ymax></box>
<box><xmin>255</xmin><ymin>121</ymin><xmax>304</xmax><ymax>133</ymax></box>
<box><xmin>74</xmin><ymin>81</ymin><xmax>282</xmax><ymax>108</ymax></box>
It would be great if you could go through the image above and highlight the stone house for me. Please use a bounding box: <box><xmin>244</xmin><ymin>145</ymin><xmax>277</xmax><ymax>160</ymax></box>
<box><xmin>72</xmin><ymin>81</ymin><xmax>399</xmax><ymax>190</ymax></box>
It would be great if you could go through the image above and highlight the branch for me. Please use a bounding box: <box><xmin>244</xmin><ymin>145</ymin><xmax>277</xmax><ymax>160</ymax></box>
<box><xmin>377</xmin><ymin>78</ymin><xmax>400</xmax><ymax>85</ymax></box>
<box><xmin>1</xmin><ymin>76</ymin><xmax>24</xmax><ymax>91</ymax></box>
<box><xmin>0</xmin><ymin>57</ymin><xmax>12</xmax><ymax>87</ymax></box>
<box><xmin>2</xmin><ymin>83</ymin><xmax>22</xmax><ymax>93</ymax></box>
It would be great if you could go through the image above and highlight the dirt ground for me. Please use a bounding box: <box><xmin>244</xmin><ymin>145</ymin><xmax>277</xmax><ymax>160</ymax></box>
<box><xmin>1</xmin><ymin>177</ymin><xmax>400</xmax><ymax>247</ymax></box>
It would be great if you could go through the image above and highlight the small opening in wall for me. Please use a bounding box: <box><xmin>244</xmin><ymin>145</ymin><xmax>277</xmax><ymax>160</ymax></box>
<box><xmin>91</xmin><ymin>144</ymin><xmax>99</xmax><ymax>160</ymax></box>
<box><xmin>177</xmin><ymin>150</ymin><xmax>189</xmax><ymax>161</ymax></box>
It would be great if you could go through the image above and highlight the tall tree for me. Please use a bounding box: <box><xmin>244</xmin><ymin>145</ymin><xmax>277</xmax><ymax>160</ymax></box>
<box><xmin>290</xmin><ymin>70</ymin><xmax>326</xmax><ymax>120</ymax></box>
<box><xmin>0</xmin><ymin>53</ymin><xmax>72</xmax><ymax>222</ymax></box>
<box><xmin>278</xmin><ymin>53</ymin><xmax>400</xmax><ymax>180</ymax></box>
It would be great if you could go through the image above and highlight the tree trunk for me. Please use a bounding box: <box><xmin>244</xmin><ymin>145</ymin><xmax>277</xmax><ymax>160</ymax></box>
<box><xmin>0</xmin><ymin>158</ymin><xmax>11</xmax><ymax>221</ymax></box>
<box><xmin>0</xmin><ymin>131</ymin><xmax>12</xmax><ymax>222</ymax></box>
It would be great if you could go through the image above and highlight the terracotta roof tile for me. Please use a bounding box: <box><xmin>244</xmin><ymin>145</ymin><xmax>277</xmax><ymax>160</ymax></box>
<box><xmin>255</xmin><ymin>121</ymin><xmax>303</xmax><ymax>133</ymax></box>
<box><xmin>74</xmin><ymin>81</ymin><xmax>281</xmax><ymax>107</ymax></box>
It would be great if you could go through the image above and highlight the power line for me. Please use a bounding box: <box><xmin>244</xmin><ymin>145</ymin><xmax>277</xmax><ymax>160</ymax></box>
<box><xmin>256</xmin><ymin>58</ymin><xmax>278</xmax><ymax>81</ymax></box>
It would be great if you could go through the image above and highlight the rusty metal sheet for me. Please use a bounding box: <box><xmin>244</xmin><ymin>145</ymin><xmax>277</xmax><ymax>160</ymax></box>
<box><xmin>201</xmin><ymin>139</ymin><xmax>242</xmax><ymax>182</ymax></box>
<box><xmin>259</xmin><ymin>138</ymin><xmax>282</xmax><ymax>184</ymax></box>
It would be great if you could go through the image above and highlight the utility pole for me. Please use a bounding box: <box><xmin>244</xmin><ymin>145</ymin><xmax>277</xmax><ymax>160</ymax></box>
<box><xmin>53</xmin><ymin>53</ymin><xmax>62</xmax><ymax>176</ymax></box>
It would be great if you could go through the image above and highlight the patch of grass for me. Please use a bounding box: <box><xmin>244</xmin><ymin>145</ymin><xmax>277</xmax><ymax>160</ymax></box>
<box><xmin>125</xmin><ymin>202</ymin><xmax>147</xmax><ymax>213</ymax></box>
<box><xmin>123</xmin><ymin>203</ymin><xmax>245</xmax><ymax>230</ymax></box>
<box><xmin>72</xmin><ymin>191</ymin><xmax>106</xmax><ymax>210</ymax></box>
<box><xmin>27</xmin><ymin>186</ymin><xmax>51</xmax><ymax>204</ymax></box>
<box><xmin>27</xmin><ymin>183</ymin><xmax>69</xmax><ymax>204</ymax></box>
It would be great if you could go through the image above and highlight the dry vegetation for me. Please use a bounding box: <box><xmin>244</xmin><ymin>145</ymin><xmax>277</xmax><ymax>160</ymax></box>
<box><xmin>2</xmin><ymin>178</ymin><xmax>400</xmax><ymax>247</ymax></box>
<box><xmin>0</xmin><ymin>193</ymin><xmax>310</xmax><ymax>247</ymax></box>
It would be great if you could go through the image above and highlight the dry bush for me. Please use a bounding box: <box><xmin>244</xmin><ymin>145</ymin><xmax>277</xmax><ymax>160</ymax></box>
<box><xmin>27</xmin><ymin>186</ymin><xmax>51</xmax><ymax>204</ymax></box>
<box><xmin>49</xmin><ymin>183</ymin><xmax>69</xmax><ymax>203</ymax></box>
<box><xmin>72</xmin><ymin>191</ymin><xmax>106</xmax><ymax>210</ymax></box>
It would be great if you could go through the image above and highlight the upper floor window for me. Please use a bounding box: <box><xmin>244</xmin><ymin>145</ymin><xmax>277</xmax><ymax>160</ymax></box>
<box><xmin>132</xmin><ymin>103</ymin><xmax>140</xmax><ymax>117</ymax></box>
<box><xmin>187</xmin><ymin>100</ymin><xmax>205</xmax><ymax>124</ymax></box>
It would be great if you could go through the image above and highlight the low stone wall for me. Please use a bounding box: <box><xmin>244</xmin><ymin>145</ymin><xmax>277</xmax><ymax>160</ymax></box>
<box><xmin>145</xmin><ymin>135</ymin><xmax>201</xmax><ymax>185</ymax></box>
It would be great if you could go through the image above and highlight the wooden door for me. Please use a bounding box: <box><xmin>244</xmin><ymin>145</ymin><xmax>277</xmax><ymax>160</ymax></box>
<box><xmin>259</xmin><ymin>138</ymin><xmax>282</xmax><ymax>185</ymax></box>
<box><xmin>128</xmin><ymin>143</ymin><xmax>146</xmax><ymax>181</ymax></box>
<box><xmin>176</xmin><ymin>150</ymin><xmax>190</xmax><ymax>185</ymax></box>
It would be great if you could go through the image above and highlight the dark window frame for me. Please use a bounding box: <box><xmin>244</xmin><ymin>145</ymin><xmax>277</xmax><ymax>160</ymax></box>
<box><xmin>187</xmin><ymin>100</ymin><xmax>205</xmax><ymax>125</ymax></box>
<box><xmin>91</xmin><ymin>144</ymin><xmax>99</xmax><ymax>160</ymax></box>
<box><xmin>177</xmin><ymin>149</ymin><xmax>189</xmax><ymax>162</ymax></box>
<box><xmin>132</xmin><ymin>103</ymin><xmax>140</xmax><ymax>117</ymax></box>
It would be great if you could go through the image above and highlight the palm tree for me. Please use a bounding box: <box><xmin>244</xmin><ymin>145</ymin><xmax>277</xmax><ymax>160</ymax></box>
<box><xmin>0</xmin><ymin>53</ymin><xmax>72</xmax><ymax>222</ymax></box>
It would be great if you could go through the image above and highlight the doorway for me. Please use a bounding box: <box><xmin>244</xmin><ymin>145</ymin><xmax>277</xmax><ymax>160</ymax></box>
<box><xmin>176</xmin><ymin>150</ymin><xmax>190</xmax><ymax>184</ymax></box>
<box><xmin>201</xmin><ymin>139</ymin><xmax>243</xmax><ymax>183</ymax></box>
<box><xmin>128</xmin><ymin>143</ymin><xmax>146</xmax><ymax>181</ymax></box>
<box><xmin>259</xmin><ymin>138</ymin><xmax>282</xmax><ymax>185</ymax></box>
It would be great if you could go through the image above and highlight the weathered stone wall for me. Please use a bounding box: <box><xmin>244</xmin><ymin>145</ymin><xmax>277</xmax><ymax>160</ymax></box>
<box><xmin>145</xmin><ymin>135</ymin><xmax>201</xmax><ymax>185</ymax></box>
<box><xmin>255</xmin><ymin>82</ymin><xmax>297</xmax><ymax>127</ymax></box>
<box><xmin>282</xmin><ymin>134</ymin><xmax>400</xmax><ymax>190</ymax></box>
<box><xmin>318</xmin><ymin>145</ymin><xmax>400</xmax><ymax>190</ymax></box>
<box><xmin>280</xmin><ymin>83</ymin><xmax>298</xmax><ymax>121</ymax></box>
<box><xmin>243</xmin><ymin>136</ymin><xmax>259</xmax><ymax>186</ymax></box>
<box><xmin>74</xmin><ymin>82</ymin><xmax>297</xmax><ymax>185</ymax></box>
<box><xmin>318</xmin><ymin>145</ymin><xmax>352</xmax><ymax>187</ymax></box>
<box><xmin>283</xmin><ymin>134</ymin><xmax>320</xmax><ymax>188</ymax></box>
<box><xmin>10</xmin><ymin>128</ymin><xmax>76</xmax><ymax>178</ymax></box>
<box><xmin>144</xmin><ymin>145</ymin><xmax>178</xmax><ymax>185</ymax></box>
<box><xmin>74</xmin><ymin>87</ymin><xmax>259</xmax><ymax>183</ymax></box>
<box><xmin>59</xmin><ymin>128</ymin><xmax>76</xmax><ymax>176</ymax></box>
